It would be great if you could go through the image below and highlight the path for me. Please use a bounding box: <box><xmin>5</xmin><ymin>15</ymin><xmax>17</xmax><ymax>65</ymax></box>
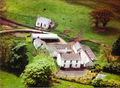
<box><xmin>0</xmin><ymin>29</ymin><xmax>67</xmax><ymax>44</ymax></box>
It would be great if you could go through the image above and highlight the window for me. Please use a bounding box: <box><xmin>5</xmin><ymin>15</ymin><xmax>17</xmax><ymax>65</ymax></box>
<box><xmin>76</xmin><ymin>64</ymin><xmax>77</xmax><ymax>67</ymax></box>
<box><xmin>64</xmin><ymin>60</ymin><xmax>66</xmax><ymax>63</ymax></box>
<box><xmin>64</xmin><ymin>64</ymin><xmax>65</xmax><ymax>67</ymax></box>
<box><xmin>70</xmin><ymin>60</ymin><xmax>72</xmax><ymax>63</ymax></box>
<box><xmin>76</xmin><ymin>60</ymin><xmax>78</xmax><ymax>63</ymax></box>
<box><xmin>44</xmin><ymin>24</ymin><xmax>46</xmax><ymax>27</ymax></box>
<box><xmin>37</xmin><ymin>23</ymin><xmax>39</xmax><ymax>25</ymax></box>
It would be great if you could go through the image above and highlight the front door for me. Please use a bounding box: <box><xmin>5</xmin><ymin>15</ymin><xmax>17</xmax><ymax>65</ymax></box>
<box><xmin>69</xmin><ymin>64</ymin><xmax>72</xmax><ymax>68</ymax></box>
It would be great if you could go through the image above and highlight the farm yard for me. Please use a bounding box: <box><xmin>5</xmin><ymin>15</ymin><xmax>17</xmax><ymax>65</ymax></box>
<box><xmin>0</xmin><ymin>0</ymin><xmax>120</xmax><ymax>87</ymax></box>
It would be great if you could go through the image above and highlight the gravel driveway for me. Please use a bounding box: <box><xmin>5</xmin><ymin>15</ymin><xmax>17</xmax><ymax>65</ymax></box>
<box><xmin>56</xmin><ymin>69</ymin><xmax>87</xmax><ymax>77</ymax></box>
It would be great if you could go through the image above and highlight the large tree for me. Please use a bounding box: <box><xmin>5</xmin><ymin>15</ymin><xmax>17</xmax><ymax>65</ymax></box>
<box><xmin>9</xmin><ymin>40</ymin><xmax>28</xmax><ymax>70</ymax></box>
<box><xmin>112</xmin><ymin>36</ymin><xmax>120</xmax><ymax>56</ymax></box>
<box><xmin>89</xmin><ymin>8</ymin><xmax>114</xmax><ymax>28</ymax></box>
<box><xmin>0</xmin><ymin>0</ymin><xmax>8</xmax><ymax>17</ymax></box>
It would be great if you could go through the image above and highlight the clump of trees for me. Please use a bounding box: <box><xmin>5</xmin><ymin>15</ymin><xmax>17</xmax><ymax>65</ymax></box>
<box><xmin>20</xmin><ymin>54</ymin><xmax>54</xmax><ymax>87</ymax></box>
<box><xmin>89</xmin><ymin>8</ymin><xmax>114</xmax><ymax>29</ymax></box>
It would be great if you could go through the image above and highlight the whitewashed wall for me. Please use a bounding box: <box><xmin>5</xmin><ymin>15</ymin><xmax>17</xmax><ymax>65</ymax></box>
<box><xmin>57</xmin><ymin>54</ymin><xmax>61</xmax><ymax>67</ymax></box>
<box><xmin>73</xmin><ymin>45</ymin><xmax>77</xmax><ymax>54</ymax></box>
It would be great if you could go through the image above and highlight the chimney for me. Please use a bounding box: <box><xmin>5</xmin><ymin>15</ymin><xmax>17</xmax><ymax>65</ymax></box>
<box><xmin>65</xmin><ymin>46</ymin><xmax>67</xmax><ymax>53</ymax></box>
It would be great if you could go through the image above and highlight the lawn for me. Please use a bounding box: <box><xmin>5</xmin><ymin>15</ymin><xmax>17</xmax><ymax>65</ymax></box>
<box><xmin>0</xmin><ymin>71</ymin><xmax>25</xmax><ymax>87</ymax></box>
<box><xmin>53</xmin><ymin>79</ymin><xmax>93</xmax><ymax>87</ymax></box>
<box><xmin>4</xmin><ymin>0</ymin><xmax>120</xmax><ymax>46</ymax></box>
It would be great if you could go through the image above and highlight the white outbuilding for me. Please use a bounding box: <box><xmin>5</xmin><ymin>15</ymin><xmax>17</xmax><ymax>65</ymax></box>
<box><xmin>31</xmin><ymin>33</ymin><xmax>59</xmax><ymax>42</ymax></box>
<box><xmin>33</xmin><ymin>38</ymin><xmax>46</xmax><ymax>50</ymax></box>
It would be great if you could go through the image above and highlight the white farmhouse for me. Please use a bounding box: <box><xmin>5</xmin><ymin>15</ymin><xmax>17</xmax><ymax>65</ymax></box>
<box><xmin>36</xmin><ymin>15</ymin><xmax>55</xmax><ymax>29</ymax></box>
<box><xmin>57</xmin><ymin>53</ymin><xmax>82</xmax><ymax>68</ymax></box>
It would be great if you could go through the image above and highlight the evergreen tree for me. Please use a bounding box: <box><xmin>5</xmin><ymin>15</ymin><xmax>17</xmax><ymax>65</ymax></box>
<box><xmin>112</xmin><ymin>36</ymin><xmax>120</xmax><ymax>56</ymax></box>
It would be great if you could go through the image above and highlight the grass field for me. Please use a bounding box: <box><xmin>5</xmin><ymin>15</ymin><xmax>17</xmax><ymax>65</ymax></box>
<box><xmin>4</xmin><ymin>0</ymin><xmax>120</xmax><ymax>46</ymax></box>
<box><xmin>0</xmin><ymin>71</ymin><xmax>25</xmax><ymax>87</ymax></box>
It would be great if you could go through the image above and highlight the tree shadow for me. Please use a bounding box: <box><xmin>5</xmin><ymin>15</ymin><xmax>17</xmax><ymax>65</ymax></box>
<box><xmin>92</xmin><ymin>26</ymin><xmax>120</xmax><ymax>36</ymax></box>
<box><xmin>1</xmin><ymin>66</ymin><xmax>22</xmax><ymax>77</ymax></box>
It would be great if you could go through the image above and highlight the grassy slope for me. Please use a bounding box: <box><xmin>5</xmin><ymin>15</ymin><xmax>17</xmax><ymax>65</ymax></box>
<box><xmin>5</xmin><ymin>0</ymin><xmax>120</xmax><ymax>46</ymax></box>
<box><xmin>0</xmin><ymin>71</ymin><xmax>25</xmax><ymax>87</ymax></box>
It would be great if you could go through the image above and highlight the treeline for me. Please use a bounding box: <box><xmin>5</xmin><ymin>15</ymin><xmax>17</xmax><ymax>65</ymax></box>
<box><xmin>0</xmin><ymin>34</ymin><xmax>28</xmax><ymax>71</ymax></box>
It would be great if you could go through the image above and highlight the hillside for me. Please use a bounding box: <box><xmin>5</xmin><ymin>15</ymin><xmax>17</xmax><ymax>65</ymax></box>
<box><xmin>4</xmin><ymin>0</ymin><xmax>120</xmax><ymax>46</ymax></box>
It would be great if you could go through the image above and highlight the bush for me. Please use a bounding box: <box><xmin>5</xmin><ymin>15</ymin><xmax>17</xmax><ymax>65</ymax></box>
<box><xmin>92</xmin><ymin>77</ymin><xmax>120</xmax><ymax>87</ymax></box>
<box><xmin>20</xmin><ymin>59</ymin><xmax>54</xmax><ymax>87</ymax></box>
<box><xmin>102</xmin><ymin>62</ymin><xmax>120</xmax><ymax>74</ymax></box>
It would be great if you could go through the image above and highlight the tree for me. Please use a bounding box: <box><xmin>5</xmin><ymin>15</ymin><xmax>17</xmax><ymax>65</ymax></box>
<box><xmin>20</xmin><ymin>59</ymin><xmax>54</xmax><ymax>87</ymax></box>
<box><xmin>89</xmin><ymin>8</ymin><xmax>114</xmax><ymax>28</ymax></box>
<box><xmin>0</xmin><ymin>0</ymin><xmax>8</xmax><ymax>17</ymax></box>
<box><xmin>9</xmin><ymin>40</ymin><xmax>28</xmax><ymax>70</ymax></box>
<box><xmin>112</xmin><ymin>36</ymin><xmax>120</xmax><ymax>56</ymax></box>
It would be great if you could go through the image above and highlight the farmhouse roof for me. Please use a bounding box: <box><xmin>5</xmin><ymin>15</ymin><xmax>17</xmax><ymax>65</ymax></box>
<box><xmin>61</xmin><ymin>53</ymin><xmax>80</xmax><ymax>60</ymax></box>
<box><xmin>37</xmin><ymin>15</ymin><xmax>51</xmax><ymax>25</ymax></box>
<box><xmin>73</xmin><ymin>41</ymin><xmax>82</xmax><ymax>51</ymax></box>
<box><xmin>82</xmin><ymin>45</ymin><xmax>98</xmax><ymax>61</ymax></box>
<box><xmin>33</xmin><ymin>38</ymin><xmax>46</xmax><ymax>50</ymax></box>
<box><xmin>31</xmin><ymin>33</ymin><xmax>59</xmax><ymax>41</ymax></box>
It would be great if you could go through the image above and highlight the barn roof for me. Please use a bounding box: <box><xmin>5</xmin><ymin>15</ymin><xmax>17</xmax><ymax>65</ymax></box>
<box><xmin>31</xmin><ymin>33</ymin><xmax>59</xmax><ymax>41</ymax></box>
<box><xmin>82</xmin><ymin>45</ymin><xmax>98</xmax><ymax>61</ymax></box>
<box><xmin>47</xmin><ymin>44</ymin><xmax>72</xmax><ymax>53</ymax></box>
<box><xmin>61</xmin><ymin>54</ymin><xmax>80</xmax><ymax>60</ymax></box>
<box><xmin>33</xmin><ymin>38</ymin><xmax>46</xmax><ymax>50</ymax></box>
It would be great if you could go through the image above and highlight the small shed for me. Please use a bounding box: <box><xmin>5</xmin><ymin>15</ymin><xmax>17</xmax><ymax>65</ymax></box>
<box><xmin>35</xmin><ymin>15</ymin><xmax>55</xmax><ymax>29</ymax></box>
<box><xmin>33</xmin><ymin>38</ymin><xmax>46</xmax><ymax>50</ymax></box>
<box><xmin>95</xmin><ymin>73</ymin><xmax>106</xmax><ymax>79</ymax></box>
<box><xmin>31</xmin><ymin>33</ymin><xmax>59</xmax><ymax>42</ymax></box>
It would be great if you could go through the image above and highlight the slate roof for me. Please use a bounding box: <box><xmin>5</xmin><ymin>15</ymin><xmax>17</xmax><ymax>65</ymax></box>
<box><xmin>37</xmin><ymin>16</ymin><xmax>51</xmax><ymax>25</ymax></box>
<box><xmin>73</xmin><ymin>41</ymin><xmax>82</xmax><ymax>51</ymax></box>
<box><xmin>31</xmin><ymin>33</ymin><xmax>59</xmax><ymax>42</ymax></box>
<box><xmin>82</xmin><ymin>45</ymin><xmax>98</xmax><ymax>61</ymax></box>
<box><xmin>61</xmin><ymin>54</ymin><xmax>80</xmax><ymax>60</ymax></box>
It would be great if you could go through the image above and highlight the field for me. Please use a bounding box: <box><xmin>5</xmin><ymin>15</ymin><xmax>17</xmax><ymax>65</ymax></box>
<box><xmin>4</xmin><ymin>0</ymin><xmax>120</xmax><ymax>46</ymax></box>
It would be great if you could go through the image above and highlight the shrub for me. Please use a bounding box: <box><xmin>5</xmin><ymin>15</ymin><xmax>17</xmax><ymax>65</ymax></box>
<box><xmin>92</xmin><ymin>77</ymin><xmax>102</xmax><ymax>87</ymax></box>
<box><xmin>20</xmin><ymin>59</ymin><xmax>54</xmax><ymax>87</ymax></box>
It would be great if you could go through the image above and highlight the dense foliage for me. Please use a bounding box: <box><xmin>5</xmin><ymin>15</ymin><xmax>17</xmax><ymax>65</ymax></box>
<box><xmin>9</xmin><ymin>40</ymin><xmax>28</xmax><ymax>70</ymax></box>
<box><xmin>102</xmin><ymin>62</ymin><xmax>120</xmax><ymax>74</ymax></box>
<box><xmin>92</xmin><ymin>77</ymin><xmax>120</xmax><ymax>87</ymax></box>
<box><xmin>0</xmin><ymin>34</ymin><xmax>25</xmax><ymax>67</ymax></box>
<box><xmin>89</xmin><ymin>8</ymin><xmax>114</xmax><ymax>28</ymax></box>
<box><xmin>20</xmin><ymin>59</ymin><xmax>54</xmax><ymax>87</ymax></box>
<box><xmin>112</xmin><ymin>36</ymin><xmax>120</xmax><ymax>56</ymax></box>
